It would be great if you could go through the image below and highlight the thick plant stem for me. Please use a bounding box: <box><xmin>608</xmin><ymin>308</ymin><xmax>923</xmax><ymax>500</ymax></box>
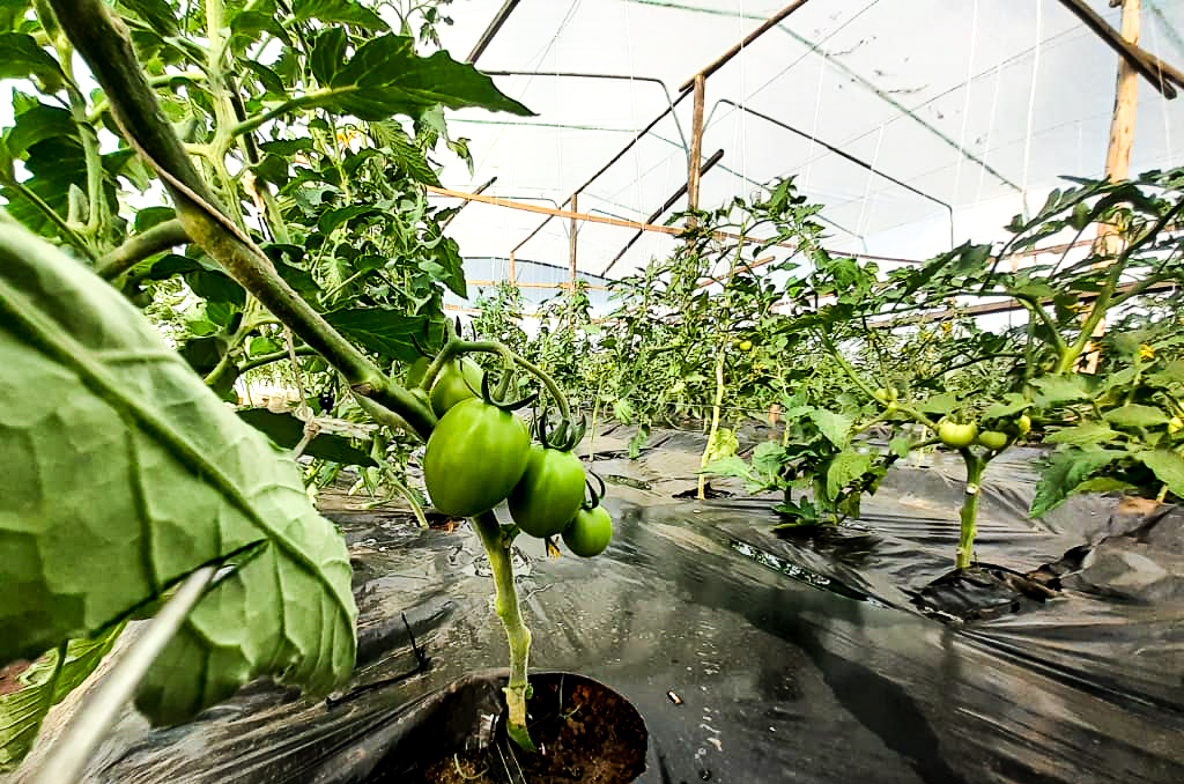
<box><xmin>470</xmin><ymin>510</ymin><xmax>534</xmax><ymax>748</ymax></box>
<box><xmin>955</xmin><ymin>451</ymin><xmax>985</xmax><ymax>570</ymax></box>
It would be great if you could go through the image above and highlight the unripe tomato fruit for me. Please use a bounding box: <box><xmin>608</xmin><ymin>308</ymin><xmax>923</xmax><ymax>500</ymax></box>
<box><xmin>873</xmin><ymin>387</ymin><xmax>899</xmax><ymax>404</ymax></box>
<box><xmin>976</xmin><ymin>430</ymin><xmax>1010</xmax><ymax>451</ymax></box>
<box><xmin>563</xmin><ymin>506</ymin><xmax>613</xmax><ymax>557</ymax></box>
<box><xmin>508</xmin><ymin>446</ymin><xmax>587</xmax><ymax>538</ymax></box>
<box><xmin>937</xmin><ymin>418</ymin><xmax>979</xmax><ymax>449</ymax></box>
<box><xmin>737</xmin><ymin>339</ymin><xmax>753</xmax><ymax>352</ymax></box>
<box><xmin>430</xmin><ymin>358</ymin><xmax>484</xmax><ymax>417</ymax></box>
<box><xmin>1015</xmin><ymin>414</ymin><xmax>1032</xmax><ymax>436</ymax></box>
<box><xmin>423</xmin><ymin>398</ymin><xmax>530</xmax><ymax>517</ymax></box>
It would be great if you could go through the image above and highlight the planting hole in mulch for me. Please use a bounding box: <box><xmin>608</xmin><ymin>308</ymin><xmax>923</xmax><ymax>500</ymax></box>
<box><xmin>400</xmin><ymin>673</ymin><xmax>648</xmax><ymax>784</ymax></box>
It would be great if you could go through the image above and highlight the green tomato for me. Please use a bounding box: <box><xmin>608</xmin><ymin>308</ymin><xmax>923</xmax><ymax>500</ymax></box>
<box><xmin>508</xmin><ymin>446</ymin><xmax>587</xmax><ymax>537</ymax></box>
<box><xmin>1015</xmin><ymin>413</ymin><xmax>1032</xmax><ymax>436</ymax></box>
<box><xmin>423</xmin><ymin>398</ymin><xmax>530</xmax><ymax>517</ymax></box>
<box><xmin>937</xmin><ymin>418</ymin><xmax>979</xmax><ymax>449</ymax></box>
<box><xmin>975</xmin><ymin>430</ymin><xmax>1010</xmax><ymax>451</ymax></box>
<box><xmin>873</xmin><ymin>387</ymin><xmax>899</xmax><ymax>405</ymax></box>
<box><xmin>737</xmin><ymin>339</ymin><xmax>753</xmax><ymax>352</ymax></box>
<box><xmin>429</xmin><ymin>358</ymin><xmax>484</xmax><ymax>417</ymax></box>
<box><xmin>563</xmin><ymin>506</ymin><xmax>613</xmax><ymax>558</ymax></box>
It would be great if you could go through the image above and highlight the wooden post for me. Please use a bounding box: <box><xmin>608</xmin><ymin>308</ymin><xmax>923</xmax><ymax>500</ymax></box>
<box><xmin>569</xmin><ymin>193</ymin><xmax>579</xmax><ymax>291</ymax></box>
<box><xmin>1083</xmin><ymin>0</ymin><xmax>1140</xmax><ymax>372</ymax></box>
<box><xmin>508</xmin><ymin>250</ymin><xmax>517</xmax><ymax>286</ymax></box>
<box><xmin>687</xmin><ymin>75</ymin><xmax>706</xmax><ymax>221</ymax></box>
<box><xmin>1106</xmin><ymin>0</ymin><xmax>1141</xmax><ymax>186</ymax></box>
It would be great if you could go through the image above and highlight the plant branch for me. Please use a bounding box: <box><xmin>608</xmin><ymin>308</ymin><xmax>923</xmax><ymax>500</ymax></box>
<box><xmin>240</xmin><ymin>345</ymin><xmax>317</xmax><ymax>373</ymax></box>
<box><xmin>96</xmin><ymin>218</ymin><xmax>190</xmax><ymax>279</ymax></box>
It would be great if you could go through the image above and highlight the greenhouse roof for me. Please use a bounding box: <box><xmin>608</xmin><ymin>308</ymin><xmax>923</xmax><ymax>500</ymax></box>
<box><xmin>426</xmin><ymin>0</ymin><xmax>1184</xmax><ymax>290</ymax></box>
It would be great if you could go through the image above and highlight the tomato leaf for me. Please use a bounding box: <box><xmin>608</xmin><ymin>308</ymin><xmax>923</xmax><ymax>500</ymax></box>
<box><xmin>981</xmin><ymin>392</ymin><xmax>1030</xmax><ymax>421</ymax></box>
<box><xmin>1103</xmin><ymin>404</ymin><xmax>1171</xmax><ymax>429</ymax></box>
<box><xmin>1136</xmin><ymin>450</ymin><xmax>1184</xmax><ymax>497</ymax></box>
<box><xmin>323</xmin><ymin>307</ymin><xmax>436</xmax><ymax>363</ymax></box>
<box><xmin>1030</xmin><ymin>448</ymin><xmax>1127</xmax><ymax>517</ymax></box>
<box><xmin>0</xmin><ymin>33</ymin><xmax>62</xmax><ymax>83</ymax></box>
<box><xmin>1046</xmin><ymin>421</ymin><xmax>1122</xmax><ymax>445</ymax></box>
<box><xmin>825</xmin><ymin>449</ymin><xmax>872</xmax><ymax>502</ymax></box>
<box><xmin>317</xmin><ymin>35</ymin><xmax>533</xmax><ymax>120</ymax></box>
<box><xmin>0</xmin><ymin>225</ymin><xmax>357</xmax><ymax>726</ymax></box>
<box><xmin>0</xmin><ymin>622</ymin><xmax>125</xmax><ymax>771</ymax></box>
<box><xmin>1031</xmin><ymin>374</ymin><xmax>1092</xmax><ymax>406</ymax></box>
<box><xmin>292</xmin><ymin>0</ymin><xmax>388</xmax><ymax>30</ymax></box>
<box><xmin>810</xmin><ymin>409</ymin><xmax>852</xmax><ymax>449</ymax></box>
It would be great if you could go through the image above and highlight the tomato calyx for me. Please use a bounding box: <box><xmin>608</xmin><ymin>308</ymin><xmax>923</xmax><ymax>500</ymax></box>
<box><xmin>535</xmin><ymin>409</ymin><xmax>587</xmax><ymax>452</ymax></box>
<box><xmin>478</xmin><ymin>369</ymin><xmax>537</xmax><ymax>413</ymax></box>
<box><xmin>580</xmin><ymin>471</ymin><xmax>608</xmax><ymax>512</ymax></box>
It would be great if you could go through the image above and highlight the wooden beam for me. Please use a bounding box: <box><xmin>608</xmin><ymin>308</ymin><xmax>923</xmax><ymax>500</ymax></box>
<box><xmin>687</xmin><ymin>75</ymin><xmax>706</xmax><ymax>218</ymax></box>
<box><xmin>569</xmin><ymin>193</ymin><xmax>579</xmax><ymax>291</ymax></box>
<box><xmin>1057</xmin><ymin>0</ymin><xmax>1182</xmax><ymax>98</ymax></box>
<box><xmin>678</xmin><ymin>0</ymin><xmax>815</xmax><ymax>92</ymax></box>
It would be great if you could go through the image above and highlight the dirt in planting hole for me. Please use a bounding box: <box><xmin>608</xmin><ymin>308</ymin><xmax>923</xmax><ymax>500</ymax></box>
<box><xmin>402</xmin><ymin>676</ymin><xmax>647</xmax><ymax>783</ymax></box>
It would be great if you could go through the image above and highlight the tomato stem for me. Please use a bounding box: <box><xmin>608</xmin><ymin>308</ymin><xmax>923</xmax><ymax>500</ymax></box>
<box><xmin>470</xmin><ymin>509</ymin><xmax>536</xmax><ymax>751</ymax></box>
<box><xmin>955</xmin><ymin>450</ymin><xmax>985</xmax><ymax>570</ymax></box>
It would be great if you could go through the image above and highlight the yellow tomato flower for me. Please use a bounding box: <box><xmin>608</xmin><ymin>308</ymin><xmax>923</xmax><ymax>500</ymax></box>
<box><xmin>1140</xmin><ymin>345</ymin><xmax>1156</xmax><ymax>360</ymax></box>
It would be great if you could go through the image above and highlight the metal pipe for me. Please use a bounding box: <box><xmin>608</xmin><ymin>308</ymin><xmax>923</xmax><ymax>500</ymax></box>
<box><xmin>604</xmin><ymin>148</ymin><xmax>725</xmax><ymax>274</ymax></box>
<box><xmin>482</xmin><ymin>70</ymin><xmax>689</xmax><ymax>151</ymax></box>
<box><xmin>677</xmin><ymin>0</ymin><xmax>815</xmax><ymax>92</ymax></box>
<box><xmin>715</xmin><ymin>99</ymin><xmax>956</xmax><ymax>248</ymax></box>
<box><xmin>467</xmin><ymin>0</ymin><xmax>522</xmax><ymax>64</ymax></box>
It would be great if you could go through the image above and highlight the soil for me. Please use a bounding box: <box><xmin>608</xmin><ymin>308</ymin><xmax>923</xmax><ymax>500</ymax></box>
<box><xmin>401</xmin><ymin>675</ymin><xmax>647</xmax><ymax>784</ymax></box>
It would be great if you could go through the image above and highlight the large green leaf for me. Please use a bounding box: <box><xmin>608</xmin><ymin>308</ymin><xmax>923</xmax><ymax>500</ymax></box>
<box><xmin>0</xmin><ymin>33</ymin><xmax>62</xmax><ymax>83</ymax></box>
<box><xmin>0</xmin><ymin>224</ymin><xmax>357</xmax><ymax>726</ymax></box>
<box><xmin>1030</xmin><ymin>374</ymin><xmax>1092</xmax><ymax>406</ymax></box>
<box><xmin>1103</xmin><ymin>404</ymin><xmax>1171</xmax><ymax>429</ymax></box>
<box><xmin>324</xmin><ymin>307</ymin><xmax>431</xmax><ymax>363</ymax></box>
<box><xmin>809</xmin><ymin>408</ymin><xmax>852</xmax><ymax>449</ymax></box>
<box><xmin>316</xmin><ymin>34</ymin><xmax>533</xmax><ymax>121</ymax></box>
<box><xmin>1045</xmin><ymin>421</ymin><xmax>1122</xmax><ymax>446</ymax></box>
<box><xmin>1137</xmin><ymin>450</ymin><xmax>1184</xmax><ymax>498</ymax></box>
<box><xmin>0</xmin><ymin>623</ymin><xmax>124</xmax><ymax>771</ymax></box>
<box><xmin>825</xmin><ymin>449</ymin><xmax>872</xmax><ymax>502</ymax></box>
<box><xmin>292</xmin><ymin>0</ymin><xmax>387</xmax><ymax>29</ymax></box>
<box><xmin>1030</xmin><ymin>448</ymin><xmax>1126</xmax><ymax>517</ymax></box>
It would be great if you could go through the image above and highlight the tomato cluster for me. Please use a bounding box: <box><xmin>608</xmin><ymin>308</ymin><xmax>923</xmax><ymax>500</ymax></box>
<box><xmin>420</xmin><ymin>359</ymin><xmax>612</xmax><ymax>557</ymax></box>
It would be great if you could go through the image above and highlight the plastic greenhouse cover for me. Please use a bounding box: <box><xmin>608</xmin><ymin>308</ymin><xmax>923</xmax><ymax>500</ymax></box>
<box><xmin>22</xmin><ymin>425</ymin><xmax>1184</xmax><ymax>784</ymax></box>
<box><xmin>429</xmin><ymin>0</ymin><xmax>1184</xmax><ymax>287</ymax></box>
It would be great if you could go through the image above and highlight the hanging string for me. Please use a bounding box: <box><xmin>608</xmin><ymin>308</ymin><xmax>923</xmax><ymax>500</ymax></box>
<box><xmin>1020</xmin><ymin>0</ymin><xmax>1044</xmax><ymax>219</ymax></box>
<box><xmin>1147</xmin><ymin>7</ymin><xmax>1174</xmax><ymax>167</ymax></box>
<box><xmin>855</xmin><ymin>124</ymin><xmax>886</xmax><ymax>240</ymax></box>
<box><xmin>802</xmin><ymin>53</ymin><xmax>827</xmax><ymax>193</ymax></box>
<box><xmin>974</xmin><ymin>61</ymin><xmax>1004</xmax><ymax>206</ymax></box>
